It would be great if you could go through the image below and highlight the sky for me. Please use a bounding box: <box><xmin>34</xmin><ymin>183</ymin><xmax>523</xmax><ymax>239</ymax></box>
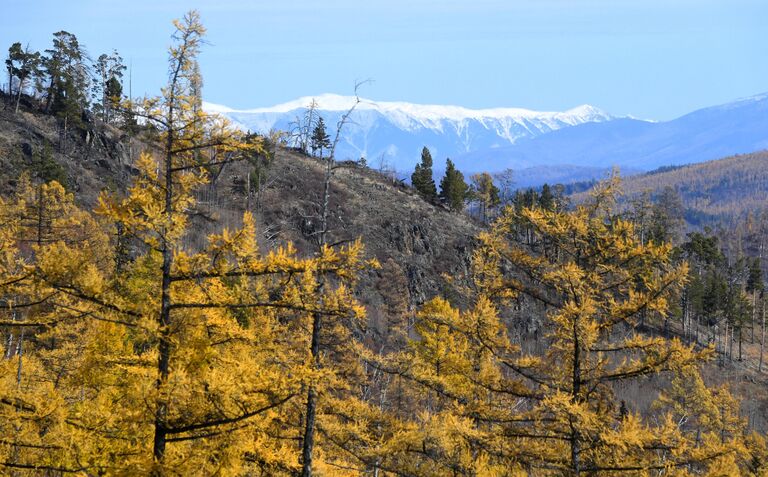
<box><xmin>2</xmin><ymin>0</ymin><xmax>767</xmax><ymax>120</ymax></box>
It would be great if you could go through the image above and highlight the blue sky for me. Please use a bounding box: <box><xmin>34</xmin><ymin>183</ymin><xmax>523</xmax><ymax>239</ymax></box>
<box><xmin>2</xmin><ymin>0</ymin><xmax>766</xmax><ymax>120</ymax></box>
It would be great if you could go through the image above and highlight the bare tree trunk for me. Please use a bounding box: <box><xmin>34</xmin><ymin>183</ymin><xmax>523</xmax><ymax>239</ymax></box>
<box><xmin>14</xmin><ymin>77</ymin><xmax>24</xmax><ymax>114</ymax></box>
<box><xmin>752</xmin><ymin>290</ymin><xmax>758</xmax><ymax>343</ymax></box>
<box><xmin>301</xmin><ymin>85</ymin><xmax>364</xmax><ymax>477</ymax></box>
<box><xmin>61</xmin><ymin>115</ymin><xmax>68</xmax><ymax>154</ymax></box>
<box><xmin>4</xmin><ymin>331</ymin><xmax>14</xmax><ymax>359</ymax></box>
<box><xmin>728</xmin><ymin>324</ymin><xmax>734</xmax><ymax>361</ymax></box>
<box><xmin>44</xmin><ymin>79</ymin><xmax>54</xmax><ymax>114</ymax></box>
<box><xmin>682</xmin><ymin>291</ymin><xmax>688</xmax><ymax>342</ymax></box>
<box><xmin>152</xmin><ymin>120</ymin><xmax>174</xmax><ymax>466</ymax></box>
<box><xmin>760</xmin><ymin>299</ymin><xmax>765</xmax><ymax>372</ymax></box>
<box><xmin>15</xmin><ymin>330</ymin><xmax>24</xmax><ymax>387</ymax></box>
<box><xmin>695</xmin><ymin>314</ymin><xmax>699</xmax><ymax>345</ymax></box>
<box><xmin>716</xmin><ymin>324</ymin><xmax>722</xmax><ymax>365</ymax></box>
<box><xmin>571</xmin><ymin>317</ymin><xmax>582</xmax><ymax>477</ymax></box>
<box><xmin>245</xmin><ymin>169</ymin><xmax>251</xmax><ymax>211</ymax></box>
<box><xmin>300</xmin><ymin>313</ymin><xmax>321</xmax><ymax>477</ymax></box>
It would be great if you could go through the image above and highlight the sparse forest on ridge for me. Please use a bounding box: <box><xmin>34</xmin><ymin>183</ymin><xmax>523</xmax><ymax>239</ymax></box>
<box><xmin>1</xmin><ymin>9</ymin><xmax>768</xmax><ymax>477</ymax></box>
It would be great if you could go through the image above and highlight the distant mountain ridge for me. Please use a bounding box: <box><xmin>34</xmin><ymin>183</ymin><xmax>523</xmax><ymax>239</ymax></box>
<box><xmin>207</xmin><ymin>92</ymin><xmax>768</xmax><ymax>187</ymax></box>
<box><xmin>203</xmin><ymin>94</ymin><xmax>615</xmax><ymax>170</ymax></box>
<box><xmin>461</xmin><ymin>92</ymin><xmax>768</xmax><ymax>180</ymax></box>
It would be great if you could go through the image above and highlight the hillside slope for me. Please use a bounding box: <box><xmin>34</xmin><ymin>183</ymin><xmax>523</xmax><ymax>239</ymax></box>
<box><xmin>2</xmin><ymin>102</ymin><xmax>767</xmax><ymax>432</ymax></box>
<box><xmin>0</xmin><ymin>105</ymin><xmax>139</xmax><ymax>204</ymax></box>
<box><xmin>0</xmin><ymin>102</ymin><xmax>478</xmax><ymax>313</ymax></box>
<box><xmin>571</xmin><ymin>150</ymin><xmax>768</xmax><ymax>226</ymax></box>
<box><xmin>248</xmin><ymin>149</ymin><xmax>480</xmax><ymax>311</ymax></box>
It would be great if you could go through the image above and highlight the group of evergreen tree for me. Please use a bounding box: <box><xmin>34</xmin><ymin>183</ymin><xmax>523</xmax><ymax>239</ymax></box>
<box><xmin>511</xmin><ymin>183</ymin><xmax>567</xmax><ymax>212</ymax></box>
<box><xmin>4</xmin><ymin>31</ymin><xmax>128</xmax><ymax>130</ymax></box>
<box><xmin>1</xmin><ymin>11</ymin><xmax>767</xmax><ymax>476</ymax></box>
<box><xmin>620</xmin><ymin>186</ymin><xmax>768</xmax><ymax>372</ymax></box>
<box><xmin>411</xmin><ymin>153</ymin><xmax>570</xmax><ymax>223</ymax></box>
<box><xmin>411</xmin><ymin>147</ymin><xmax>470</xmax><ymax>212</ymax></box>
<box><xmin>676</xmin><ymin>231</ymin><xmax>763</xmax><ymax>365</ymax></box>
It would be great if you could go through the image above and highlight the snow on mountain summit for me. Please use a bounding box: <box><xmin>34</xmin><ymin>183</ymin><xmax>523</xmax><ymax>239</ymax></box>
<box><xmin>204</xmin><ymin>94</ymin><xmax>612</xmax><ymax>124</ymax></box>
<box><xmin>203</xmin><ymin>94</ymin><xmax>617</xmax><ymax>172</ymax></box>
<box><xmin>203</xmin><ymin>92</ymin><xmax>768</xmax><ymax>188</ymax></box>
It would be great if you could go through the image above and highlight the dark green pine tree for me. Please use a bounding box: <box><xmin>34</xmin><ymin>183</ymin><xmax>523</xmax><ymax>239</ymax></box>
<box><xmin>310</xmin><ymin>116</ymin><xmax>331</xmax><ymax>158</ymax></box>
<box><xmin>5</xmin><ymin>42</ymin><xmax>42</xmax><ymax>113</ymax></box>
<box><xmin>538</xmin><ymin>183</ymin><xmax>554</xmax><ymax>210</ymax></box>
<box><xmin>411</xmin><ymin>146</ymin><xmax>437</xmax><ymax>200</ymax></box>
<box><xmin>43</xmin><ymin>31</ymin><xmax>88</xmax><ymax>115</ymax></box>
<box><xmin>105</xmin><ymin>76</ymin><xmax>123</xmax><ymax>116</ymax></box>
<box><xmin>747</xmin><ymin>258</ymin><xmax>763</xmax><ymax>295</ymax></box>
<box><xmin>439</xmin><ymin>158</ymin><xmax>469</xmax><ymax>211</ymax></box>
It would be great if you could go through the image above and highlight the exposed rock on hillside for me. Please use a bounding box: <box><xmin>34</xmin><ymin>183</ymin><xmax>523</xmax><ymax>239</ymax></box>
<box><xmin>252</xmin><ymin>150</ymin><xmax>479</xmax><ymax>308</ymax></box>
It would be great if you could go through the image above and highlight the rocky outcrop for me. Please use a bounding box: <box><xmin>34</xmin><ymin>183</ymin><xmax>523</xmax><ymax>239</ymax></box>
<box><xmin>254</xmin><ymin>150</ymin><xmax>479</xmax><ymax>308</ymax></box>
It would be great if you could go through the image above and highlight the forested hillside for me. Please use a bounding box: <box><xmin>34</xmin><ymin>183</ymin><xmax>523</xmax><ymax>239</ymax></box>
<box><xmin>571</xmin><ymin>151</ymin><xmax>768</xmax><ymax>227</ymax></box>
<box><xmin>1</xmin><ymin>10</ymin><xmax>767</xmax><ymax>477</ymax></box>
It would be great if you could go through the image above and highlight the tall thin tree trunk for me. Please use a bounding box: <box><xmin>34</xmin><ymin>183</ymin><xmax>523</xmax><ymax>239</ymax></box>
<box><xmin>752</xmin><ymin>291</ymin><xmax>758</xmax><ymax>343</ymax></box>
<box><xmin>44</xmin><ymin>79</ymin><xmax>54</xmax><ymax>114</ymax></box>
<box><xmin>571</xmin><ymin>317</ymin><xmax>581</xmax><ymax>477</ymax></box>
<box><xmin>15</xmin><ymin>330</ymin><xmax>24</xmax><ymax>386</ymax></box>
<box><xmin>728</xmin><ymin>324</ymin><xmax>734</xmax><ymax>361</ymax></box>
<box><xmin>61</xmin><ymin>115</ymin><xmax>68</xmax><ymax>154</ymax></box>
<box><xmin>245</xmin><ymin>168</ymin><xmax>251</xmax><ymax>211</ymax></box>
<box><xmin>152</xmin><ymin>123</ymin><xmax>174</xmax><ymax>466</ymax></box>
<box><xmin>301</xmin><ymin>90</ymin><xmax>362</xmax><ymax>477</ymax></box>
<box><xmin>14</xmin><ymin>77</ymin><xmax>24</xmax><ymax>113</ymax></box>
<box><xmin>695</xmin><ymin>314</ymin><xmax>699</xmax><ymax>345</ymax></box>
<box><xmin>301</xmin><ymin>311</ymin><xmax>321</xmax><ymax>477</ymax></box>
<box><xmin>760</xmin><ymin>299</ymin><xmax>765</xmax><ymax>372</ymax></box>
<box><xmin>301</xmin><ymin>151</ymin><xmax>332</xmax><ymax>477</ymax></box>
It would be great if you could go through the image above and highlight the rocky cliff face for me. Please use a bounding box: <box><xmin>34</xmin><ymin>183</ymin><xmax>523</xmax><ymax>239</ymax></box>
<box><xmin>0</xmin><ymin>105</ymin><xmax>140</xmax><ymax>206</ymax></box>
<box><xmin>252</xmin><ymin>149</ymin><xmax>479</xmax><ymax>308</ymax></box>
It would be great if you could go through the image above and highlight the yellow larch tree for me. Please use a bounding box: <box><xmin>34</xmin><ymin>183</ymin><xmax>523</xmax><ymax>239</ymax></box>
<box><xmin>0</xmin><ymin>10</ymin><xmax>374</xmax><ymax>476</ymax></box>
<box><xmin>369</xmin><ymin>174</ymin><xmax>752</xmax><ymax>476</ymax></box>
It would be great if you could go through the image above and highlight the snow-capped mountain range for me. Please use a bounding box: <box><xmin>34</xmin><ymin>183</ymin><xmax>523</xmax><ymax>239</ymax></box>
<box><xmin>205</xmin><ymin>92</ymin><xmax>768</xmax><ymax>187</ymax></box>
<box><xmin>203</xmin><ymin>93</ymin><xmax>614</xmax><ymax>166</ymax></box>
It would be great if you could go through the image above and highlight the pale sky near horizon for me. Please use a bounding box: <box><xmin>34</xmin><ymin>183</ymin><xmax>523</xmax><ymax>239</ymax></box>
<box><xmin>2</xmin><ymin>0</ymin><xmax>766</xmax><ymax>120</ymax></box>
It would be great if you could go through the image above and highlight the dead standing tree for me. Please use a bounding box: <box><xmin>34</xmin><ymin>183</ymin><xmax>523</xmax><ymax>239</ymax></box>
<box><xmin>301</xmin><ymin>80</ymin><xmax>369</xmax><ymax>477</ymax></box>
<box><xmin>288</xmin><ymin>98</ymin><xmax>319</xmax><ymax>154</ymax></box>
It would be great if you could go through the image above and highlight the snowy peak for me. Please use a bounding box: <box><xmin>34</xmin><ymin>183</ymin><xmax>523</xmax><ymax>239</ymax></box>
<box><xmin>204</xmin><ymin>94</ymin><xmax>619</xmax><ymax>172</ymax></box>
<box><xmin>205</xmin><ymin>92</ymin><xmax>768</xmax><ymax>188</ymax></box>
<box><xmin>204</xmin><ymin>94</ymin><xmax>613</xmax><ymax>124</ymax></box>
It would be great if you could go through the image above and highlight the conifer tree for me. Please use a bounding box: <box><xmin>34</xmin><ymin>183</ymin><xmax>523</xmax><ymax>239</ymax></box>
<box><xmin>310</xmin><ymin>116</ymin><xmax>331</xmax><ymax>158</ymax></box>
<box><xmin>43</xmin><ymin>31</ymin><xmax>88</xmax><ymax>116</ymax></box>
<box><xmin>42</xmin><ymin>31</ymin><xmax>89</xmax><ymax>152</ymax></box>
<box><xmin>5</xmin><ymin>42</ymin><xmax>41</xmax><ymax>113</ymax></box>
<box><xmin>470</xmin><ymin>172</ymin><xmax>500</xmax><ymax>222</ymax></box>
<box><xmin>649</xmin><ymin>185</ymin><xmax>685</xmax><ymax>244</ymax></box>
<box><xmin>372</xmin><ymin>174</ymin><xmax>747</xmax><ymax>475</ymax></box>
<box><xmin>411</xmin><ymin>146</ymin><xmax>437</xmax><ymax>200</ymax></box>
<box><xmin>538</xmin><ymin>182</ymin><xmax>554</xmax><ymax>210</ymax></box>
<box><xmin>0</xmin><ymin>12</ymin><xmax>373</xmax><ymax>476</ymax></box>
<box><xmin>439</xmin><ymin>158</ymin><xmax>468</xmax><ymax>211</ymax></box>
<box><xmin>92</xmin><ymin>50</ymin><xmax>126</xmax><ymax>124</ymax></box>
